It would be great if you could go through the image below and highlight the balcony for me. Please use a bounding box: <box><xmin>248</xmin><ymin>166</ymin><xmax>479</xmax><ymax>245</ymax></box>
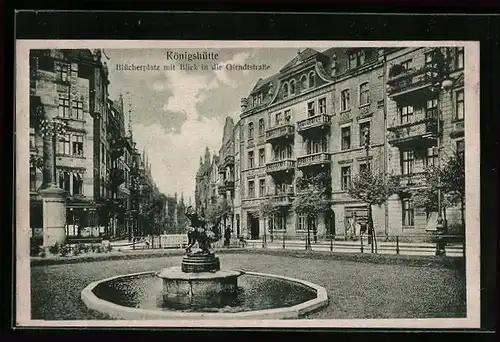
<box><xmin>297</xmin><ymin>114</ymin><xmax>332</xmax><ymax>134</ymax></box>
<box><xmin>267</xmin><ymin>191</ymin><xmax>294</xmax><ymax>206</ymax></box>
<box><xmin>218</xmin><ymin>180</ymin><xmax>235</xmax><ymax>194</ymax></box>
<box><xmin>387</xmin><ymin>66</ymin><xmax>438</xmax><ymax>99</ymax></box>
<box><xmin>387</xmin><ymin>118</ymin><xmax>440</xmax><ymax>146</ymax></box>
<box><xmin>265</xmin><ymin>124</ymin><xmax>295</xmax><ymax>144</ymax></box>
<box><xmin>109</xmin><ymin>168</ymin><xmax>125</xmax><ymax>189</ymax></box>
<box><xmin>223</xmin><ymin>154</ymin><xmax>235</xmax><ymax>167</ymax></box>
<box><xmin>398</xmin><ymin>172</ymin><xmax>427</xmax><ymax>188</ymax></box>
<box><xmin>450</xmin><ymin>120</ymin><xmax>464</xmax><ymax>138</ymax></box>
<box><xmin>265</xmin><ymin>159</ymin><xmax>296</xmax><ymax>175</ymax></box>
<box><xmin>297</xmin><ymin>152</ymin><xmax>332</xmax><ymax>169</ymax></box>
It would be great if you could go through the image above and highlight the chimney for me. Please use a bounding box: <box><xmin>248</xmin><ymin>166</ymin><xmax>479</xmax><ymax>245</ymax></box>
<box><xmin>240</xmin><ymin>98</ymin><xmax>248</xmax><ymax>113</ymax></box>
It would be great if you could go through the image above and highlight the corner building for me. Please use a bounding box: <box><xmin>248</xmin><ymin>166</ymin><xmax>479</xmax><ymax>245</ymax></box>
<box><xmin>238</xmin><ymin>48</ymin><xmax>388</xmax><ymax>239</ymax></box>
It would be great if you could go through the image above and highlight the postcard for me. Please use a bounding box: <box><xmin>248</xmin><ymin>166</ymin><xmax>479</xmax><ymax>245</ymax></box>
<box><xmin>15</xmin><ymin>40</ymin><xmax>480</xmax><ymax>329</ymax></box>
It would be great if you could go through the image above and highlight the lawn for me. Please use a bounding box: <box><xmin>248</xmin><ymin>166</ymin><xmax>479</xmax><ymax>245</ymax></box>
<box><xmin>30</xmin><ymin>251</ymin><xmax>466</xmax><ymax>320</ymax></box>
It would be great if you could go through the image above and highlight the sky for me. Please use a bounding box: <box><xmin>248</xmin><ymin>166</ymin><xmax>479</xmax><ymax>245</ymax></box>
<box><xmin>104</xmin><ymin>47</ymin><xmax>303</xmax><ymax>202</ymax></box>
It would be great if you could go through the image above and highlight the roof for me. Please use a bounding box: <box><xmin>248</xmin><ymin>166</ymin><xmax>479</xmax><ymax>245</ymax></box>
<box><xmin>250</xmin><ymin>74</ymin><xmax>279</xmax><ymax>94</ymax></box>
<box><xmin>280</xmin><ymin>48</ymin><xmax>319</xmax><ymax>72</ymax></box>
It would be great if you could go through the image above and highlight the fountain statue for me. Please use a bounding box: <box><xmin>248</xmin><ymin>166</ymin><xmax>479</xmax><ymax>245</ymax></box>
<box><xmin>155</xmin><ymin>205</ymin><xmax>242</xmax><ymax>305</ymax></box>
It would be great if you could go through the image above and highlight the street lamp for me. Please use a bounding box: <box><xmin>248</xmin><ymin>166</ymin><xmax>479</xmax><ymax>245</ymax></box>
<box><xmin>39</xmin><ymin>117</ymin><xmax>68</xmax><ymax>187</ymax></box>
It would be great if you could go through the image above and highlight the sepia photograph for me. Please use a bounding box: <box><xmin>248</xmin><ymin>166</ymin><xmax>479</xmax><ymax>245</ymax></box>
<box><xmin>15</xmin><ymin>40</ymin><xmax>480</xmax><ymax>328</ymax></box>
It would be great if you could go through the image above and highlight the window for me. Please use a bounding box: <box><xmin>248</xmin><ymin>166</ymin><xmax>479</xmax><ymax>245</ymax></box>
<box><xmin>309</xmin><ymin>71</ymin><xmax>315</xmax><ymax>88</ymax></box>
<box><xmin>72</xmin><ymin>100</ymin><xmax>84</xmax><ymax>120</ymax></box>
<box><xmin>59</xmin><ymin>170</ymin><xmax>70</xmax><ymax>192</ymax></box>
<box><xmin>359</xmin><ymin>121</ymin><xmax>371</xmax><ymax>147</ymax></box>
<box><xmin>72</xmin><ymin>173</ymin><xmax>83</xmax><ymax>195</ymax></box>
<box><xmin>259</xmin><ymin>148</ymin><xmax>265</xmax><ymax>166</ymax></box>
<box><xmin>349</xmin><ymin>54</ymin><xmax>357</xmax><ymax>69</ymax></box>
<box><xmin>426</xmin><ymin>98</ymin><xmax>438</xmax><ymax>118</ymax></box>
<box><xmin>72</xmin><ymin>135</ymin><xmax>83</xmax><ymax>156</ymax></box>
<box><xmin>297</xmin><ymin>213</ymin><xmax>306</xmax><ymax>231</ymax></box>
<box><xmin>399</xmin><ymin>105</ymin><xmax>414</xmax><ymax>124</ymax></box>
<box><xmin>402</xmin><ymin>198</ymin><xmax>415</xmax><ymax>226</ymax></box>
<box><xmin>30</xmin><ymin>166</ymin><xmax>37</xmax><ymax>191</ymax></box>
<box><xmin>284</xmin><ymin>109</ymin><xmax>292</xmax><ymax>123</ymax></box>
<box><xmin>341</xmin><ymin>166</ymin><xmax>352</xmax><ymax>190</ymax></box>
<box><xmin>318</xmin><ymin>97</ymin><xmax>327</xmax><ymax>114</ymax></box>
<box><xmin>283</xmin><ymin>83</ymin><xmax>288</xmax><ymax>98</ymax></box>
<box><xmin>401</xmin><ymin>59</ymin><xmax>412</xmax><ymax>70</ymax></box>
<box><xmin>456</xmin><ymin>90</ymin><xmax>464</xmax><ymax>120</ymax></box>
<box><xmin>341</xmin><ymin>126</ymin><xmax>351</xmax><ymax>150</ymax></box>
<box><xmin>401</xmin><ymin>150</ymin><xmax>414</xmax><ymax>175</ymax></box>
<box><xmin>359</xmin><ymin>82</ymin><xmax>370</xmax><ymax>106</ymax></box>
<box><xmin>248</xmin><ymin>151</ymin><xmax>254</xmax><ymax>168</ymax></box>
<box><xmin>341</xmin><ymin>89</ymin><xmax>350</xmax><ymax>111</ymax></box>
<box><xmin>456</xmin><ymin>47</ymin><xmax>464</xmax><ymax>69</ymax></box>
<box><xmin>307</xmin><ymin>101</ymin><xmax>315</xmax><ymax>117</ymax></box>
<box><xmin>456</xmin><ymin>140</ymin><xmax>465</xmax><ymax>157</ymax></box>
<box><xmin>248</xmin><ymin>181</ymin><xmax>255</xmax><ymax>198</ymax></box>
<box><xmin>358</xmin><ymin>51</ymin><xmax>366</xmax><ymax>65</ymax></box>
<box><xmin>55</xmin><ymin>63</ymin><xmax>69</xmax><ymax>82</ymax></box>
<box><xmin>259</xmin><ymin>179</ymin><xmax>266</xmax><ymax>197</ymax></box>
<box><xmin>58</xmin><ymin>98</ymin><xmax>70</xmax><ymax>118</ymax></box>
<box><xmin>101</xmin><ymin>144</ymin><xmax>105</xmax><ymax>163</ymax></box>
<box><xmin>290</xmin><ymin>80</ymin><xmax>296</xmax><ymax>94</ymax></box>
<box><xmin>425</xmin><ymin>51</ymin><xmax>434</xmax><ymax>66</ymax></box>
<box><xmin>248</xmin><ymin>122</ymin><xmax>254</xmax><ymax>140</ymax></box>
<box><xmin>426</xmin><ymin>147</ymin><xmax>438</xmax><ymax>167</ymax></box>
<box><xmin>359</xmin><ymin>163</ymin><xmax>368</xmax><ymax>174</ymax></box>
<box><xmin>300</xmin><ymin>75</ymin><xmax>307</xmax><ymax>90</ymax></box>
<box><xmin>275</xmin><ymin>112</ymin><xmax>282</xmax><ymax>126</ymax></box>
<box><xmin>258</xmin><ymin>118</ymin><xmax>265</xmax><ymax>135</ymax></box>
<box><xmin>30</xmin><ymin>131</ymin><xmax>36</xmax><ymax>150</ymax></box>
<box><xmin>59</xmin><ymin>134</ymin><xmax>71</xmax><ymax>155</ymax></box>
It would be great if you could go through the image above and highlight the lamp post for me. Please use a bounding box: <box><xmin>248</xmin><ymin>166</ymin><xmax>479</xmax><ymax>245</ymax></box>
<box><xmin>431</xmin><ymin>47</ymin><xmax>453</xmax><ymax>256</ymax></box>
<box><xmin>38</xmin><ymin>116</ymin><xmax>68</xmax><ymax>248</ymax></box>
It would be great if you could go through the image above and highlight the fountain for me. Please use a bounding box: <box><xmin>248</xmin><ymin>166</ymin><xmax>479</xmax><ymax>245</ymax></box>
<box><xmin>155</xmin><ymin>206</ymin><xmax>244</xmax><ymax>307</ymax></box>
<box><xmin>81</xmin><ymin>207</ymin><xmax>328</xmax><ymax>319</ymax></box>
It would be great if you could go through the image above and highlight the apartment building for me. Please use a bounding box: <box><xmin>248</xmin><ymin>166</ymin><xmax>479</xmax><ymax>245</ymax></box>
<box><xmin>385</xmin><ymin>46</ymin><xmax>465</xmax><ymax>235</ymax></box>
<box><xmin>29</xmin><ymin>49</ymin><xmax>108</xmax><ymax>237</ymax></box>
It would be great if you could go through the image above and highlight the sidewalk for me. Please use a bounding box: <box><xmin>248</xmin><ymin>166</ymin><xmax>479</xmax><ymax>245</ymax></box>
<box><xmin>243</xmin><ymin>238</ymin><xmax>464</xmax><ymax>257</ymax></box>
<box><xmin>111</xmin><ymin>237</ymin><xmax>464</xmax><ymax>257</ymax></box>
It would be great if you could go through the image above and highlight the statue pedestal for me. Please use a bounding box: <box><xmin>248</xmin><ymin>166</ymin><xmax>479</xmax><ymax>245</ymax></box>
<box><xmin>39</xmin><ymin>184</ymin><xmax>66</xmax><ymax>248</ymax></box>
<box><xmin>181</xmin><ymin>253</ymin><xmax>220</xmax><ymax>273</ymax></box>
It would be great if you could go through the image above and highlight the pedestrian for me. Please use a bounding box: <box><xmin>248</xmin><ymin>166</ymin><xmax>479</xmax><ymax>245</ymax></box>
<box><xmin>224</xmin><ymin>227</ymin><xmax>231</xmax><ymax>248</ymax></box>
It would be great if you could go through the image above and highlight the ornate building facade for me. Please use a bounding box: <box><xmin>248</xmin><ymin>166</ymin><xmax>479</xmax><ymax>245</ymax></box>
<box><xmin>195</xmin><ymin>46</ymin><xmax>466</xmax><ymax>240</ymax></box>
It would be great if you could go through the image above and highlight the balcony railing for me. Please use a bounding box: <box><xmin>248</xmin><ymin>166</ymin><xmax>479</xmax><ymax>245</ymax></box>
<box><xmin>265</xmin><ymin>159</ymin><xmax>296</xmax><ymax>174</ymax></box>
<box><xmin>267</xmin><ymin>191</ymin><xmax>294</xmax><ymax>206</ymax></box>
<box><xmin>297</xmin><ymin>152</ymin><xmax>332</xmax><ymax>169</ymax></box>
<box><xmin>387</xmin><ymin>118</ymin><xmax>440</xmax><ymax>145</ymax></box>
<box><xmin>387</xmin><ymin>66</ymin><xmax>438</xmax><ymax>98</ymax></box>
<box><xmin>218</xmin><ymin>180</ymin><xmax>235</xmax><ymax>194</ymax></box>
<box><xmin>223</xmin><ymin>154</ymin><xmax>235</xmax><ymax>167</ymax></box>
<box><xmin>265</xmin><ymin>124</ymin><xmax>295</xmax><ymax>143</ymax></box>
<box><xmin>398</xmin><ymin>172</ymin><xmax>427</xmax><ymax>187</ymax></box>
<box><xmin>297</xmin><ymin>114</ymin><xmax>332</xmax><ymax>134</ymax></box>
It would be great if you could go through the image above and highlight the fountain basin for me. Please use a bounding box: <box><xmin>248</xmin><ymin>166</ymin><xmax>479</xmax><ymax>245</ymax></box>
<box><xmin>81</xmin><ymin>270</ymin><xmax>328</xmax><ymax>320</ymax></box>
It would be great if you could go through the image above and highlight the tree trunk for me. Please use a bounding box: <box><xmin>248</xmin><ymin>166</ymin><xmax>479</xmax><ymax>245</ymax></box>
<box><xmin>460</xmin><ymin>195</ymin><xmax>465</xmax><ymax>234</ymax></box>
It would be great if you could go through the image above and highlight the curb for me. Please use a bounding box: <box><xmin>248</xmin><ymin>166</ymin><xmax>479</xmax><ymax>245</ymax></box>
<box><xmin>80</xmin><ymin>270</ymin><xmax>328</xmax><ymax>320</ymax></box>
<box><xmin>31</xmin><ymin>247</ymin><xmax>464</xmax><ymax>269</ymax></box>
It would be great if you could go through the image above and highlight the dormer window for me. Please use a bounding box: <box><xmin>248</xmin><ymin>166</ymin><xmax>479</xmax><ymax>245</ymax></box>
<box><xmin>308</xmin><ymin>71</ymin><xmax>315</xmax><ymax>88</ymax></box>
<box><xmin>290</xmin><ymin>79</ymin><xmax>296</xmax><ymax>95</ymax></box>
<box><xmin>283</xmin><ymin>83</ymin><xmax>288</xmax><ymax>98</ymax></box>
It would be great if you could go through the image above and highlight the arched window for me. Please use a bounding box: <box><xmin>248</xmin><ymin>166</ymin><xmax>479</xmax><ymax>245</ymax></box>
<box><xmin>283</xmin><ymin>83</ymin><xmax>288</xmax><ymax>98</ymax></box>
<box><xmin>258</xmin><ymin>118</ymin><xmax>265</xmax><ymax>135</ymax></box>
<box><xmin>248</xmin><ymin>122</ymin><xmax>254</xmax><ymax>140</ymax></box>
<box><xmin>290</xmin><ymin>79</ymin><xmax>296</xmax><ymax>95</ymax></box>
<box><xmin>300</xmin><ymin>75</ymin><xmax>308</xmax><ymax>90</ymax></box>
<box><xmin>309</xmin><ymin>71</ymin><xmax>315</xmax><ymax>88</ymax></box>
